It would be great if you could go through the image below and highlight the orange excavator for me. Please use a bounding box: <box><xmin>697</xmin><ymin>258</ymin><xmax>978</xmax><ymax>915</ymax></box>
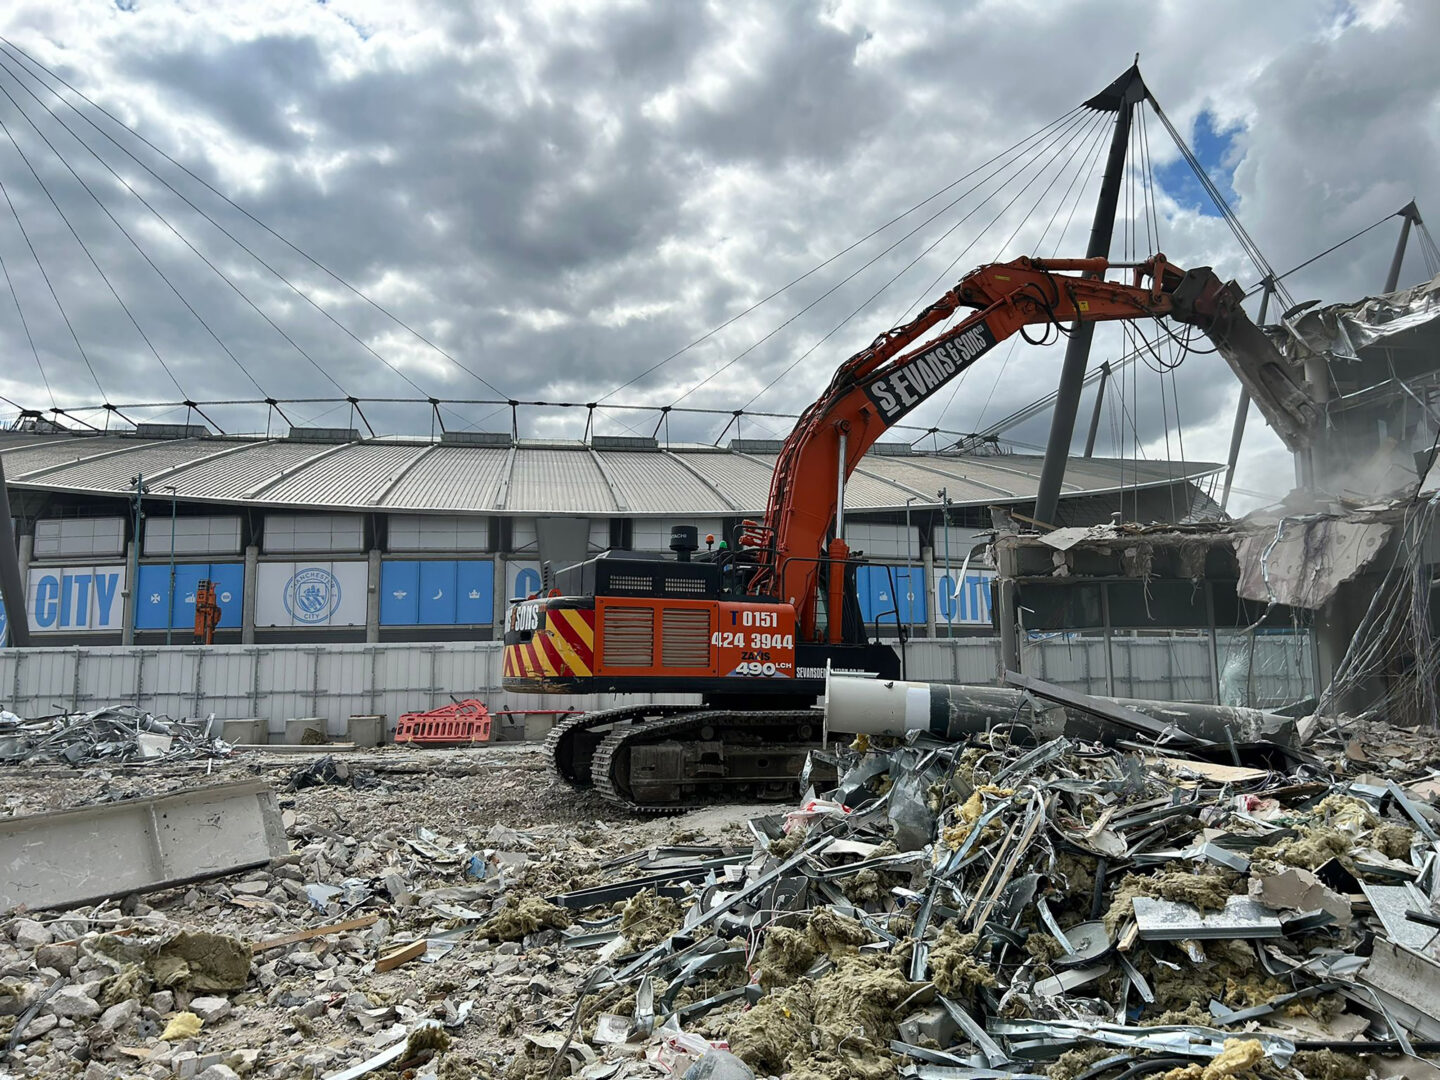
<box><xmin>502</xmin><ymin>253</ymin><xmax>1313</xmax><ymax>811</ymax></box>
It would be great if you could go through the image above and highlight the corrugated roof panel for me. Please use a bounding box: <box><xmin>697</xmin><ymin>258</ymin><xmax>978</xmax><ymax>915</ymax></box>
<box><xmin>383</xmin><ymin>445</ymin><xmax>510</xmax><ymax>510</ymax></box>
<box><xmin>0</xmin><ymin>435</ymin><xmax>1219</xmax><ymax>515</ymax></box>
<box><xmin>602</xmin><ymin>452</ymin><xmax>725</xmax><ymax>512</ymax></box>
<box><xmin>164</xmin><ymin>441</ymin><xmax>331</xmax><ymax>499</ymax></box>
<box><xmin>679</xmin><ymin>451</ymin><xmax>775</xmax><ymax>512</ymax></box>
<box><xmin>1</xmin><ymin>436</ymin><xmax>159</xmax><ymax>478</ymax></box>
<box><xmin>508</xmin><ymin>448</ymin><xmax>616</xmax><ymax>513</ymax></box>
<box><xmin>32</xmin><ymin>440</ymin><xmax>219</xmax><ymax>490</ymax></box>
<box><xmin>264</xmin><ymin>442</ymin><xmax>429</xmax><ymax>505</ymax></box>
<box><xmin>856</xmin><ymin>457</ymin><xmax>1007</xmax><ymax>503</ymax></box>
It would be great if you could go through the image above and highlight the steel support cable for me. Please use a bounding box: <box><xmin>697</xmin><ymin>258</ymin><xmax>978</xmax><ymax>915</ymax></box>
<box><xmin>990</xmin><ymin>112</ymin><xmax>1110</xmax><ymax>264</ymax></box>
<box><xmin>0</xmin><ymin>81</ymin><xmax>286</xmax><ymax>405</ymax></box>
<box><xmin>26</xmin><ymin>392</ymin><xmax>1037</xmax><ymax>449</ymax></box>
<box><xmin>603</xmin><ymin>107</ymin><xmax>1087</xmax><ymax>403</ymax></box>
<box><xmin>1141</xmin><ymin>107</ymin><xmax>1189</xmax><ymax>487</ymax></box>
<box><xmin>934</xmin><ymin>113</ymin><xmax>1111</xmax><ymax>437</ymax></box>
<box><xmin>892</xmin><ymin>114</ymin><xmax>1108</xmax><ymax>431</ymax></box>
<box><xmin>1147</xmin><ymin>98</ymin><xmax>1295</xmax><ymax>312</ymax></box>
<box><xmin>731</xmin><ymin>110</ymin><xmax>1102</xmax><ymax>416</ymax></box>
<box><xmin>0</xmin><ymin>53</ymin><xmax>434</xmax><ymax>403</ymax></box>
<box><xmin>876</xmin><ymin>114</ymin><xmax>1108</xmax><ymax>436</ymax></box>
<box><xmin>0</xmin><ymin>83</ymin><xmax>191</xmax><ymax>398</ymax></box>
<box><xmin>906</xmin><ymin>110</ymin><xmax>1108</xmax><ymax>326</ymax></box>
<box><xmin>669</xmin><ymin>109</ymin><xmax>1096</xmax><ymax>413</ymax></box>
<box><xmin>0</xmin><ymin>171</ymin><xmax>105</xmax><ymax>399</ymax></box>
<box><xmin>1125</xmin><ymin>119</ymin><xmax>1178</xmax><ymax>518</ymax></box>
<box><xmin>1416</xmin><ymin>221</ymin><xmax>1440</xmax><ymax>277</ymax></box>
<box><xmin>1243</xmin><ymin>213</ymin><xmax>1398</xmax><ymax>297</ymax></box>
<box><xmin>0</xmin><ymin>239</ymin><xmax>53</xmax><ymax>406</ymax></box>
<box><xmin>0</xmin><ymin>76</ymin><xmax>351</xmax><ymax>401</ymax></box>
<box><xmin>0</xmin><ymin>39</ymin><xmax>507</xmax><ymax>402</ymax></box>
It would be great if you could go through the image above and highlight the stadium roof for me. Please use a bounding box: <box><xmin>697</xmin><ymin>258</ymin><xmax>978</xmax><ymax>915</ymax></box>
<box><xmin>0</xmin><ymin>432</ymin><xmax>1220</xmax><ymax>516</ymax></box>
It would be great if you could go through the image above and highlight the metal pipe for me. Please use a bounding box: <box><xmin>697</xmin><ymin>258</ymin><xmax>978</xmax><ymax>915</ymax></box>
<box><xmin>165</xmin><ymin>485</ymin><xmax>177</xmax><ymax>646</ymax></box>
<box><xmin>835</xmin><ymin>429</ymin><xmax>846</xmax><ymax>540</ymax></box>
<box><xmin>1034</xmin><ymin>64</ymin><xmax>1146</xmax><ymax>529</ymax></box>
<box><xmin>822</xmin><ymin>672</ymin><xmax>1298</xmax><ymax>747</ymax></box>
<box><xmin>0</xmin><ymin>453</ymin><xmax>31</xmax><ymax>647</ymax></box>
<box><xmin>1221</xmin><ymin>281</ymin><xmax>1272</xmax><ymax>511</ymax></box>
<box><xmin>1082</xmin><ymin>361</ymin><xmax>1111</xmax><ymax>458</ymax></box>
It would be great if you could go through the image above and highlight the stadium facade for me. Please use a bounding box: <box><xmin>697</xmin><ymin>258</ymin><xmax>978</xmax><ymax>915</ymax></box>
<box><xmin>0</xmin><ymin>427</ymin><xmax>1219</xmax><ymax>646</ymax></box>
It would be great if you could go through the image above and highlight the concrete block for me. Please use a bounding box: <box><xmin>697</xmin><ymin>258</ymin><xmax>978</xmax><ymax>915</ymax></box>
<box><xmin>0</xmin><ymin>780</ymin><xmax>287</xmax><ymax>912</ymax></box>
<box><xmin>346</xmin><ymin>715</ymin><xmax>384</xmax><ymax>749</ymax></box>
<box><xmin>284</xmin><ymin>718</ymin><xmax>328</xmax><ymax>745</ymax></box>
<box><xmin>223</xmin><ymin>719</ymin><xmax>266</xmax><ymax>745</ymax></box>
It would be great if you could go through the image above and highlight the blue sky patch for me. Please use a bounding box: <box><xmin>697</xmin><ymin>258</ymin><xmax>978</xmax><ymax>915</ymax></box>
<box><xmin>1154</xmin><ymin>109</ymin><xmax>1242</xmax><ymax>218</ymax></box>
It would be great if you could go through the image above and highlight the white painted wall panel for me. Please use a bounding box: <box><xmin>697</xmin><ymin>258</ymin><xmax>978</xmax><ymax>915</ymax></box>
<box><xmin>263</xmin><ymin>514</ymin><xmax>364</xmax><ymax>554</ymax></box>
<box><xmin>388</xmin><ymin>514</ymin><xmax>489</xmax><ymax>553</ymax></box>
<box><xmin>143</xmin><ymin>515</ymin><xmax>242</xmax><ymax>557</ymax></box>
<box><xmin>33</xmin><ymin>517</ymin><xmax>125</xmax><ymax>558</ymax></box>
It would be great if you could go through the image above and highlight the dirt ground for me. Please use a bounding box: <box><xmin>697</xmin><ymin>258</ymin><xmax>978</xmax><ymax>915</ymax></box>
<box><xmin>0</xmin><ymin>744</ymin><xmax>774</xmax><ymax>1080</ymax></box>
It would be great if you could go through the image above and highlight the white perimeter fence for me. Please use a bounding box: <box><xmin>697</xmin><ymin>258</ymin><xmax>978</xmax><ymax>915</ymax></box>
<box><xmin>0</xmin><ymin>632</ymin><xmax>1313</xmax><ymax>739</ymax></box>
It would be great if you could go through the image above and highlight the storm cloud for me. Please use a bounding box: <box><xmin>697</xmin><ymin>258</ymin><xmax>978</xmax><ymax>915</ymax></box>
<box><xmin>0</xmin><ymin>0</ymin><xmax>1435</xmax><ymax>508</ymax></box>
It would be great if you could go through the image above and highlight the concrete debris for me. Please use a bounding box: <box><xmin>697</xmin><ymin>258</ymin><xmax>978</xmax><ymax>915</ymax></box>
<box><xmin>4</xmin><ymin>726</ymin><xmax>1440</xmax><ymax>1079</ymax></box>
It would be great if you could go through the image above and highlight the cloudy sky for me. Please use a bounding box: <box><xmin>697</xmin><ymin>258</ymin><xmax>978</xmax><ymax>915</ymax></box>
<box><xmin>0</xmin><ymin>0</ymin><xmax>1435</xmax><ymax>511</ymax></box>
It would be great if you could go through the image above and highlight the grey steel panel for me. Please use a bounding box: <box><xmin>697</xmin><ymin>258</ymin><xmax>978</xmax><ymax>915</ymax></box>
<box><xmin>28</xmin><ymin>440</ymin><xmax>233</xmax><ymax>489</ymax></box>
<box><xmin>32</xmin><ymin>440</ymin><xmax>222</xmax><ymax>490</ymax></box>
<box><xmin>165</xmin><ymin>441</ymin><xmax>323</xmax><ymax>499</ymax></box>
<box><xmin>383</xmin><ymin>445</ymin><xmax>510</xmax><ymax>510</ymax></box>
<box><xmin>676</xmin><ymin>451</ymin><xmax>775</xmax><ymax>512</ymax></box>
<box><xmin>264</xmin><ymin>442</ymin><xmax>428</xmax><ymax>505</ymax></box>
<box><xmin>839</xmin><ymin>467</ymin><xmax>923</xmax><ymax>509</ymax></box>
<box><xmin>600</xmin><ymin>452</ymin><xmax>728</xmax><ymax>513</ymax></box>
<box><xmin>1</xmin><ymin>437</ymin><xmax>162</xmax><ymax>479</ymax></box>
<box><xmin>852</xmin><ymin>457</ymin><xmax>1011</xmax><ymax>502</ymax></box>
<box><xmin>507</xmin><ymin>448</ymin><xmax>617</xmax><ymax>513</ymax></box>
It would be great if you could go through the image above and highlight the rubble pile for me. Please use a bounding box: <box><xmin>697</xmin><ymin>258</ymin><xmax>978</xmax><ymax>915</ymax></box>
<box><xmin>0</xmin><ymin>706</ymin><xmax>231</xmax><ymax>766</ymax></box>
<box><xmin>3</xmin><ymin>720</ymin><xmax>1440</xmax><ymax>1079</ymax></box>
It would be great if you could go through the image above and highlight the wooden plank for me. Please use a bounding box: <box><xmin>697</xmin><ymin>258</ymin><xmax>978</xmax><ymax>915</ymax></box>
<box><xmin>375</xmin><ymin>940</ymin><xmax>426</xmax><ymax>972</ymax></box>
<box><xmin>1146</xmin><ymin>754</ymin><xmax>1268</xmax><ymax>784</ymax></box>
<box><xmin>253</xmin><ymin>915</ymin><xmax>380</xmax><ymax>954</ymax></box>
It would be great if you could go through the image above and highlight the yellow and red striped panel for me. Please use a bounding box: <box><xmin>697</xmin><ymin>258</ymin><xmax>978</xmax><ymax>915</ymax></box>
<box><xmin>504</xmin><ymin>607</ymin><xmax>595</xmax><ymax>680</ymax></box>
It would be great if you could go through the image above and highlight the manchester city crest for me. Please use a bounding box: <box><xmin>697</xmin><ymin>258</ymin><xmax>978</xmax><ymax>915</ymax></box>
<box><xmin>283</xmin><ymin>567</ymin><xmax>341</xmax><ymax>623</ymax></box>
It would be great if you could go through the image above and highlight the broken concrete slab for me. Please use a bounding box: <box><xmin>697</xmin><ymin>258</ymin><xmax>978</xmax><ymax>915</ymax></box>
<box><xmin>0</xmin><ymin>780</ymin><xmax>286</xmax><ymax>912</ymax></box>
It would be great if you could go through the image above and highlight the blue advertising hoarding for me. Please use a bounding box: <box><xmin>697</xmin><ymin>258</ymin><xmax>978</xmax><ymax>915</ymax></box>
<box><xmin>136</xmin><ymin>563</ymin><xmax>244</xmax><ymax>630</ymax></box>
<box><xmin>856</xmin><ymin>565</ymin><xmax>927</xmax><ymax>625</ymax></box>
<box><xmin>380</xmin><ymin>560</ymin><xmax>494</xmax><ymax>626</ymax></box>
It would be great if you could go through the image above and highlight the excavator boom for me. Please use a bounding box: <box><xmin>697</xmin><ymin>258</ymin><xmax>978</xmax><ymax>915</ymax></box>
<box><xmin>749</xmin><ymin>254</ymin><xmax>1314</xmax><ymax>641</ymax></box>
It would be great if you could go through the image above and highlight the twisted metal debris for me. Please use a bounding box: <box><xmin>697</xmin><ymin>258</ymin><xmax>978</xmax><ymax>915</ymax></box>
<box><xmin>525</xmin><ymin>711</ymin><xmax>1440</xmax><ymax>1080</ymax></box>
<box><xmin>0</xmin><ymin>705</ymin><xmax>230</xmax><ymax>766</ymax></box>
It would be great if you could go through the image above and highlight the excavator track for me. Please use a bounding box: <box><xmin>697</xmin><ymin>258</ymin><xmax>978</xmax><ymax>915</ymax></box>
<box><xmin>545</xmin><ymin>703</ymin><xmax>694</xmax><ymax>787</ymax></box>
<box><xmin>592</xmin><ymin>708</ymin><xmax>822</xmax><ymax>814</ymax></box>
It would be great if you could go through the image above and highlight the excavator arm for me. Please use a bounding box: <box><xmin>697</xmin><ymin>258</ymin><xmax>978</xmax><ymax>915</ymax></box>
<box><xmin>743</xmin><ymin>253</ymin><xmax>1316</xmax><ymax>643</ymax></box>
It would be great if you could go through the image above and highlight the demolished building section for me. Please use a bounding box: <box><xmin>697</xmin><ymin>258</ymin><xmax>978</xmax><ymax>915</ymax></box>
<box><xmin>5</xmin><ymin>703</ymin><xmax>1440</xmax><ymax>1079</ymax></box>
